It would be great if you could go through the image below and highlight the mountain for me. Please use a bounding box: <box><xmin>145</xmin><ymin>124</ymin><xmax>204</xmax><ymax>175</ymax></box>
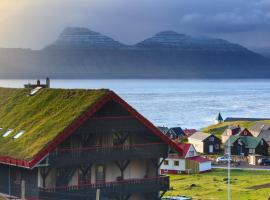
<box><xmin>47</xmin><ymin>27</ymin><xmax>124</xmax><ymax>49</ymax></box>
<box><xmin>0</xmin><ymin>27</ymin><xmax>269</xmax><ymax>79</ymax></box>
<box><xmin>251</xmin><ymin>47</ymin><xmax>270</xmax><ymax>58</ymax></box>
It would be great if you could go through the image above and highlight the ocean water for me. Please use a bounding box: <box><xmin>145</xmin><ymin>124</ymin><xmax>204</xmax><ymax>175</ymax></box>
<box><xmin>1</xmin><ymin>79</ymin><xmax>270</xmax><ymax>129</ymax></box>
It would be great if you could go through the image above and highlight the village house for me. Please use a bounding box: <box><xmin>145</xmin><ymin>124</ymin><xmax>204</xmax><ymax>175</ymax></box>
<box><xmin>249</xmin><ymin>122</ymin><xmax>270</xmax><ymax>149</ymax></box>
<box><xmin>224</xmin><ymin>135</ymin><xmax>268</xmax><ymax>156</ymax></box>
<box><xmin>0</xmin><ymin>87</ymin><xmax>184</xmax><ymax>200</ymax></box>
<box><xmin>183</xmin><ymin>129</ymin><xmax>197</xmax><ymax>137</ymax></box>
<box><xmin>157</xmin><ymin>126</ymin><xmax>170</xmax><ymax>135</ymax></box>
<box><xmin>221</xmin><ymin>127</ymin><xmax>252</xmax><ymax>143</ymax></box>
<box><xmin>166</xmin><ymin>127</ymin><xmax>185</xmax><ymax>139</ymax></box>
<box><xmin>188</xmin><ymin>132</ymin><xmax>221</xmax><ymax>154</ymax></box>
<box><xmin>160</xmin><ymin>143</ymin><xmax>211</xmax><ymax>174</ymax></box>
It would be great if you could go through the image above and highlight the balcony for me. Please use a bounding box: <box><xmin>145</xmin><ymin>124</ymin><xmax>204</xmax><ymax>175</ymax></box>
<box><xmin>39</xmin><ymin>176</ymin><xmax>169</xmax><ymax>200</ymax></box>
<box><xmin>48</xmin><ymin>143</ymin><xmax>168</xmax><ymax>167</ymax></box>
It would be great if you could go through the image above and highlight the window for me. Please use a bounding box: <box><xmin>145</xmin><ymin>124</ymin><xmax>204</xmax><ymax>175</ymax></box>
<box><xmin>2</xmin><ymin>129</ymin><xmax>13</xmax><ymax>137</ymax></box>
<box><xmin>12</xmin><ymin>170</ymin><xmax>21</xmax><ymax>184</ymax></box>
<box><xmin>174</xmin><ymin>161</ymin><xmax>179</xmax><ymax>166</ymax></box>
<box><xmin>249</xmin><ymin>149</ymin><xmax>255</xmax><ymax>154</ymax></box>
<box><xmin>79</xmin><ymin>169</ymin><xmax>91</xmax><ymax>185</ymax></box>
<box><xmin>215</xmin><ymin>144</ymin><xmax>220</xmax><ymax>149</ymax></box>
<box><xmin>95</xmin><ymin>165</ymin><xmax>105</xmax><ymax>183</ymax></box>
<box><xmin>209</xmin><ymin>137</ymin><xmax>214</xmax><ymax>142</ymax></box>
<box><xmin>164</xmin><ymin>160</ymin><xmax>169</xmax><ymax>165</ymax></box>
<box><xmin>188</xmin><ymin>150</ymin><xmax>195</xmax><ymax>157</ymax></box>
<box><xmin>13</xmin><ymin>130</ymin><xmax>25</xmax><ymax>139</ymax></box>
<box><xmin>261</xmin><ymin>140</ymin><xmax>264</xmax><ymax>146</ymax></box>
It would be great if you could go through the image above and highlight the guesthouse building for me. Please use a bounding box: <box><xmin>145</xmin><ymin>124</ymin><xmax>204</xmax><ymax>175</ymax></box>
<box><xmin>0</xmin><ymin>87</ymin><xmax>182</xmax><ymax>200</ymax></box>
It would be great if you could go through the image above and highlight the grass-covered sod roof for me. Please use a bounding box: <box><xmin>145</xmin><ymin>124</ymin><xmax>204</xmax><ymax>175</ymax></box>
<box><xmin>0</xmin><ymin>88</ymin><xmax>109</xmax><ymax>161</ymax></box>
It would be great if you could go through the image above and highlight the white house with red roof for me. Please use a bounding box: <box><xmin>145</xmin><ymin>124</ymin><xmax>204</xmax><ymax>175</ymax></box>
<box><xmin>160</xmin><ymin>143</ymin><xmax>211</xmax><ymax>174</ymax></box>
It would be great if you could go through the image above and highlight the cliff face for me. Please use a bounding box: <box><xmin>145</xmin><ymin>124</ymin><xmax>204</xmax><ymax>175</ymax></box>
<box><xmin>0</xmin><ymin>27</ymin><xmax>269</xmax><ymax>79</ymax></box>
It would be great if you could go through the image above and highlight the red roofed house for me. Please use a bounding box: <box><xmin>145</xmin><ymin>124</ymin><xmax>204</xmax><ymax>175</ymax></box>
<box><xmin>183</xmin><ymin>129</ymin><xmax>197</xmax><ymax>137</ymax></box>
<box><xmin>160</xmin><ymin>143</ymin><xmax>211</xmax><ymax>174</ymax></box>
<box><xmin>0</xmin><ymin>87</ymin><xmax>185</xmax><ymax>200</ymax></box>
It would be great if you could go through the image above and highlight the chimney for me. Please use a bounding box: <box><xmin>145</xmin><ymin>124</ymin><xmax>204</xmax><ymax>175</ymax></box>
<box><xmin>37</xmin><ymin>80</ymin><xmax>41</xmax><ymax>86</ymax></box>
<box><xmin>46</xmin><ymin>77</ymin><xmax>50</xmax><ymax>88</ymax></box>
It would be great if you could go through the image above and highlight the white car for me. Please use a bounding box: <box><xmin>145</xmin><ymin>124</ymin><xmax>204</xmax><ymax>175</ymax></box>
<box><xmin>216</xmin><ymin>156</ymin><xmax>233</xmax><ymax>163</ymax></box>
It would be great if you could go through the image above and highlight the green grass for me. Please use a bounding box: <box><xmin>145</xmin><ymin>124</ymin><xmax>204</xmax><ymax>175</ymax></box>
<box><xmin>166</xmin><ymin>169</ymin><xmax>270</xmax><ymax>200</ymax></box>
<box><xmin>0</xmin><ymin>88</ymin><xmax>109</xmax><ymax>160</ymax></box>
<box><xmin>202</xmin><ymin>120</ymin><xmax>270</xmax><ymax>138</ymax></box>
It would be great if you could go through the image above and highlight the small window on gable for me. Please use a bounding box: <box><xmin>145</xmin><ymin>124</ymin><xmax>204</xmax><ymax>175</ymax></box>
<box><xmin>13</xmin><ymin>130</ymin><xmax>25</xmax><ymax>139</ymax></box>
<box><xmin>209</xmin><ymin>137</ymin><xmax>214</xmax><ymax>142</ymax></box>
<box><xmin>3</xmin><ymin>129</ymin><xmax>13</xmax><ymax>137</ymax></box>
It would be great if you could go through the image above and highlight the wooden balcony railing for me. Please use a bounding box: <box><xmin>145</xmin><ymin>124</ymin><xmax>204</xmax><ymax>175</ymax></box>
<box><xmin>39</xmin><ymin>176</ymin><xmax>169</xmax><ymax>199</ymax></box>
<box><xmin>48</xmin><ymin>142</ymin><xmax>168</xmax><ymax>167</ymax></box>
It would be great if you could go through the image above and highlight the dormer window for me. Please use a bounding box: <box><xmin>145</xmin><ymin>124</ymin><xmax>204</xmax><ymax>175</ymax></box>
<box><xmin>13</xmin><ymin>130</ymin><xmax>25</xmax><ymax>139</ymax></box>
<box><xmin>2</xmin><ymin>129</ymin><xmax>13</xmax><ymax>137</ymax></box>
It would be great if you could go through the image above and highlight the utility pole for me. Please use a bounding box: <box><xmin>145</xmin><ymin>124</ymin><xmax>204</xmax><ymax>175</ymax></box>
<box><xmin>96</xmin><ymin>189</ymin><xmax>100</xmax><ymax>200</ymax></box>
<box><xmin>21</xmin><ymin>180</ymin><xmax>26</xmax><ymax>200</ymax></box>
<box><xmin>228</xmin><ymin>136</ymin><xmax>231</xmax><ymax>200</ymax></box>
<box><xmin>8</xmin><ymin>166</ymin><xmax>11</xmax><ymax>197</ymax></box>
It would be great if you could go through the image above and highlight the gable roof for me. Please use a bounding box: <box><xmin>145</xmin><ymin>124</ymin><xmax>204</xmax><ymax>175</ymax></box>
<box><xmin>225</xmin><ymin>135</ymin><xmax>263</xmax><ymax>148</ymax></box>
<box><xmin>0</xmin><ymin>88</ymin><xmax>182</xmax><ymax>168</ymax></box>
<box><xmin>183</xmin><ymin>129</ymin><xmax>197</xmax><ymax>137</ymax></box>
<box><xmin>187</xmin><ymin>156</ymin><xmax>210</xmax><ymax>163</ymax></box>
<box><xmin>168</xmin><ymin>127</ymin><xmax>185</xmax><ymax>136</ymax></box>
<box><xmin>157</xmin><ymin>126</ymin><xmax>169</xmax><ymax>134</ymax></box>
<box><xmin>222</xmin><ymin>126</ymin><xmax>241</xmax><ymax>136</ymax></box>
<box><xmin>249</xmin><ymin>122</ymin><xmax>270</xmax><ymax>137</ymax></box>
<box><xmin>174</xmin><ymin>143</ymin><xmax>191</xmax><ymax>158</ymax></box>
<box><xmin>188</xmin><ymin>132</ymin><xmax>212</xmax><ymax>141</ymax></box>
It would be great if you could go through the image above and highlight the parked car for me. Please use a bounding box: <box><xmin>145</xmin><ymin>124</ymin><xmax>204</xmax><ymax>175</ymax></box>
<box><xmin>258</xmin><ymin>158</ymin><xmax>270</xmax><ymax>166</ymax></box>
<box><xmin>216</xmin><ymin>156</ymin><xmax>233</xmax><ymax>164</ymax></box>
<box><xmin>162</xmin><ymin>196</ymin><xmax>192</xmax><ymax>200</ymax></box>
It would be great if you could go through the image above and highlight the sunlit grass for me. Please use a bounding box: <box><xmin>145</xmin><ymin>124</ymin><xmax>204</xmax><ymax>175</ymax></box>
<box><xmin>166</xmin><ymin>169</ymin><xmax>270</xmax><ymax>200</ymax></box>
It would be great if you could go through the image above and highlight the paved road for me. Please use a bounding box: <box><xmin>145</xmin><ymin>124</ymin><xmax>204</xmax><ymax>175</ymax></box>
<box><xmin>213</xmin><ymin>166</ymin><xmax>270</xmax><ymax>171</ymax></box>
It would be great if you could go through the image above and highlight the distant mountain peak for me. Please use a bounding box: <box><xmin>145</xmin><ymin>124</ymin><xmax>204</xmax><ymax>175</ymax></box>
<box><xmin>48</xmin><ymin>27</ymin><xmax>123</xmax><ymax>48</ymax></box>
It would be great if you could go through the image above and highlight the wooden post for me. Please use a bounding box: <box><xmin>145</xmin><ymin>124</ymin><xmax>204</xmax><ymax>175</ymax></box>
<box><xmin>21</xmin><ymin>180</ymin><xmax>26</xmax><ymax>200</ymax></box>
<box><xmin>96</xmin><ymin>189</ymin><xmax>100</xmax><ymax>200</ymax></box>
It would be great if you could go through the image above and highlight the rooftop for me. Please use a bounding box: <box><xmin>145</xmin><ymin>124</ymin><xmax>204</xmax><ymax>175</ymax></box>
<box><xmin>0</xmin><ymin>88</ymin><xmax>109</xmax><ymax>161</ymax></box>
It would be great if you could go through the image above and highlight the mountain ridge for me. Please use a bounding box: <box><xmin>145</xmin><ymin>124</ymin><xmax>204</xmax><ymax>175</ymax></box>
<box><xmin>0</xmin><ymin>27</ymin><xmax>269</xmax><ymax>79</ymax></box>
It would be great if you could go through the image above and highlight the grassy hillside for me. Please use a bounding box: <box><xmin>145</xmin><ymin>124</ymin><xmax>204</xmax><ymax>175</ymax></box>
<box><xmin>202</xmin><ymin>121</ymin><xmax>270</xmax><ymax>138</ymax></box>
<box><xmin>166</xmin><ymin>169</ymin><xmax>270</xmax><ymax>200</ymax></box>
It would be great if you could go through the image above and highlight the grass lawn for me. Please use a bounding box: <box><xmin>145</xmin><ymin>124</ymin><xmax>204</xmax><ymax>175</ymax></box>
<box><xmin>166</xmin><ymin>169</ymin><xmax>270</xmax><ymax>200</ymax></box>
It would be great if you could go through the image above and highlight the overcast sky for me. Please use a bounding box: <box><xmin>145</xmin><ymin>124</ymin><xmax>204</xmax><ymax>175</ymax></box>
<box><xmin>0</xmin><ymin>0</ymin><xmax>270</xmax><ymax>49</ymax></box>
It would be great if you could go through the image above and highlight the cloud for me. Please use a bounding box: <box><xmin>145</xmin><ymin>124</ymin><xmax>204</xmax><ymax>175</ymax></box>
<box><xmin>0</xmin><ymin>0</ymin><xmax>270</xmax><ymax>49</ymax></box>
<box><xmin>180</xmin><ymin>0</ymin><xmax>270</xmax><ymax>33</ymax></box>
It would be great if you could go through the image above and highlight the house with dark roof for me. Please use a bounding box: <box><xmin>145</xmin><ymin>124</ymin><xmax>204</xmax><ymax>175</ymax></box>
<box><xmin>0</xmin><ymin>87</ymin><xmax>181</xmax><ymax>200</ymax></box>
<box><xmin>157</xmin><ymin>126</ymin><xmax>170</xmax><ymax>135</ymax></box>
<box><xmin>224</xmin><ymin>135</ymin><xmax>268</xmax><ymax>156</ymax></box>
<box><xmin>160</xmin><ymin>143</ymin><xmax>211</xmax><ymax>174</ymax></box>
<box><xmin>188</xmin><ymin>132</ymin><xmax>221</xmax><ymax>154</ymax></box>
<box><xmin>224</xmin><ymin>117</ymin><xmax>270</xmax><ymax>122</ymax></box>
<box><xmin>166</xmin><ymin>127</ymin><xmax>185</xmax><ymax>139</ymax></box>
